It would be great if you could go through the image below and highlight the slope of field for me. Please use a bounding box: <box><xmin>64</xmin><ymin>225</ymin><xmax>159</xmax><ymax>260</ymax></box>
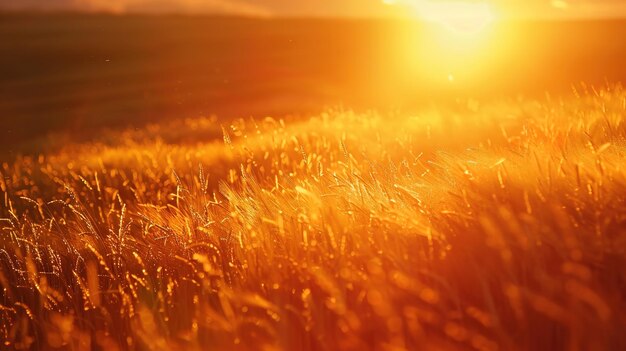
<box><xmin>1</xmin><ymin>88</ymin><xmax>626</xmax><ymax>350</ymax></box>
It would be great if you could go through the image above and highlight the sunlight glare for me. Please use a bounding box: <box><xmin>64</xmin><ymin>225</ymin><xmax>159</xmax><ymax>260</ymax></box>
<box><xmin>384</xmin><ymin>0</ymin><xmax>503</xmax><ymax>88</ymax></box>
<box><xmin>421</xmin><ymin>2</ymin><xmax>494</xmax><ymax>34</ymax></box>
<box><xmin>385</xmin><ymin>0</ymin><xmax>495</xmax><ymax>34</ymax></box>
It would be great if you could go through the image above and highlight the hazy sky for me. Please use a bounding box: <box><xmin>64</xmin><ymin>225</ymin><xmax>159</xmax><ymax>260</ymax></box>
<box><xmin>1</xmin><ymin>0</ymin><xmax>625</xmax><ymax>18</ymax></box>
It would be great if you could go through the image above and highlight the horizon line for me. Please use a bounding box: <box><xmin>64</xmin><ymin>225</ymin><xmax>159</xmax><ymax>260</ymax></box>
<box><xmin>2</xmin><ymin>8</ymin><xmax>626</xmax><ymax>21</ymax></box>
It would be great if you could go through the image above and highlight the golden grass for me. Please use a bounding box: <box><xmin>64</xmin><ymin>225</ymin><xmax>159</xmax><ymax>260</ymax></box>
<box><xmin>1</xmin><ymin>87</ymin><xmax>626</xmax><ymax>350</ymax></box>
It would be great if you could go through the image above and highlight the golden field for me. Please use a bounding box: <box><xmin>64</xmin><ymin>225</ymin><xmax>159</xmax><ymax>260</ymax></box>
<box><xmin>1</xmin><ymin>86</ymin><xmax>626</xmax><ymax>351</ymax></box>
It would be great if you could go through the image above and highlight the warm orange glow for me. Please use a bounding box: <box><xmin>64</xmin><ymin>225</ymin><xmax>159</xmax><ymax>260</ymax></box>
<box><xmin>2</xmin><ymin>5</ymin><xmax>626</xmax><ymax>351</ymax></box>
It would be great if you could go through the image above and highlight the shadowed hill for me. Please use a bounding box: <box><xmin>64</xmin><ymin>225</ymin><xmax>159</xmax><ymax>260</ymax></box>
<box><xmin>1</xmin><ymin>14</ymin><xmax>626</xmax><ymax>158</ymax></box>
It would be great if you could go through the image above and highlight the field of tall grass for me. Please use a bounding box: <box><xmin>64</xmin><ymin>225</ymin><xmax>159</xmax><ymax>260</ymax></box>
<box><xmin>1</xmin><ymin>86</ymin><xmax>625</xmax><ymax>350</ymax></box>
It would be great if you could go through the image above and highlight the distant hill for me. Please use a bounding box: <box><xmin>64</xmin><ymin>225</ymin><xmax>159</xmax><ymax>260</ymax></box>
<box><xmin>1</xmin><ymin>14</ymin><xmax>625</xmax><ymax>157</ymax></box>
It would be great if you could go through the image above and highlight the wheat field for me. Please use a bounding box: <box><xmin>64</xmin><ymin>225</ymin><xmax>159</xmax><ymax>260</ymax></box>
<box><xmin>1</xmin><ymin>86</ymin><xmax>625</xmax><ymax>350</ymax></box>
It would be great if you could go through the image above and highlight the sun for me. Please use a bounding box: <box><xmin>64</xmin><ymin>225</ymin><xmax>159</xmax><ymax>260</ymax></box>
<box><xmin>384</xmin><ymin>0</ymin><xmax>501</xmax><ymax>87</ymax></box>
<box><xmin>385</xmin><ymin>0</ymin><xmax>495</xmax><ymax>34</ymax></box>
<box><xmin>420</xmin><ymin>1</ymin><xmax>495</xmax><ymax>34</ymax></box>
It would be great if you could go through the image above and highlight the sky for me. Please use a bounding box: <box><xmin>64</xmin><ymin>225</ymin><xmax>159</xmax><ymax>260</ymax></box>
<box><xmin>1</xmin><ymin>0</ymin><xmax>625</xmax><ymax>18</ymax></box>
